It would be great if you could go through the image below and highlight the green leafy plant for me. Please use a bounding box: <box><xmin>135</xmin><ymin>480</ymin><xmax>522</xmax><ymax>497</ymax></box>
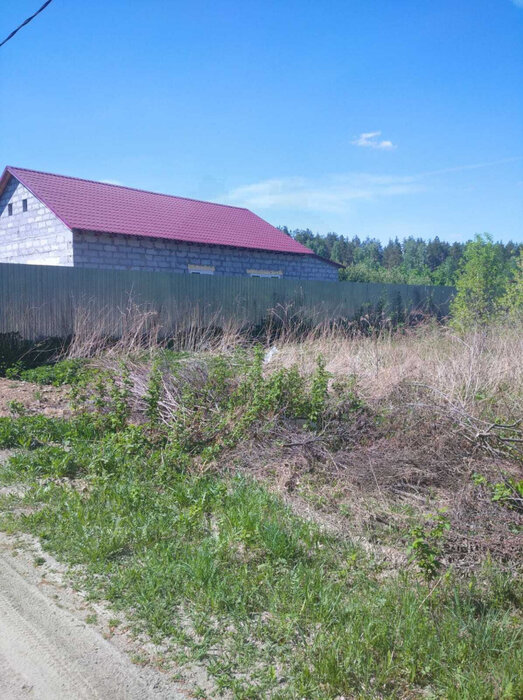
<box><xmin>408</xmin><ymin>509</ymin><xmax>451</xmax><ymax>581</ymax></box>
<box><xmin>473</xmin><ymin>473</ymin><xmax>523</xmax><ymax>512</ymax></box>
<box><xmin>5</xmin><ymin>361</ymin><xmax>24</xmax><ymax>380</ymax></box>
<box><xmin>6</xmin><ymin>358</ymin><xmax>88</xmax><ymax>386</ymax></box>
<box><xmin>7</xmin><ymin>400</ymin><xmax>26</xmax><ymax>416</ymax></box>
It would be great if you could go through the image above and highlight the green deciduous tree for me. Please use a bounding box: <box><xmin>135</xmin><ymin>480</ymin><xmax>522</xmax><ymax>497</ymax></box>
<box><xmin>451</xmin><ymin>234</ymin><xmax>509</xmax><ymax>327</ymax></box>
<box><xmin>501</xmin><ymin>254</ymin><xmax>523</xmax><ymax>317</ymax></box>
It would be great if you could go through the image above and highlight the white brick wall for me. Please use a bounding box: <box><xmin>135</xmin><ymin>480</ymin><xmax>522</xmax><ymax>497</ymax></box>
<box><xmin>0</xmin><ymin>178</ymin><xmax>73</xmax><ymax>265</ymax></box>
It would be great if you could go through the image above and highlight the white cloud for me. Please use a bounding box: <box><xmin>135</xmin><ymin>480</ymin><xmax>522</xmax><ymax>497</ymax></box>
<box><xmin>351</xmin><ymin>131</ymin><xmax>397</xmax><ymax>150</ymax></box>
<box><xmin>220</xmin><ymin>156</ymin><xmax>522</xmax><ymax>215</ymax></box>
<box><xmin>221</xmin><ymin>173</ymin><xmax>422</xmax><ymax>213</ymax></box>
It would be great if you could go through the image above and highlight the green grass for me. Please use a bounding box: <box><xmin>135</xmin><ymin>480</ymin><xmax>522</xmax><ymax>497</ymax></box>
<box><xmin>1</xmin><ymin>441</ymin><xmax>521</xmax><ymax>698</ymax></box>
<box><xmin>0</xmin><ymin>414</ymin><xmax>99</xmax><ymax>452</ymax></box>
<box><xmin>0</xmin><ymin>352</ymin><xmax>521</xmax><ymax>698</ymax></box>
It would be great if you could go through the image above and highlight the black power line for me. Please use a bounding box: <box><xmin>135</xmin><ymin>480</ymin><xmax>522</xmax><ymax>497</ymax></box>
<box><xmin>0</xmin><ymin>0</ymin><xmax>54</xmax><ymax>49</ymax></box>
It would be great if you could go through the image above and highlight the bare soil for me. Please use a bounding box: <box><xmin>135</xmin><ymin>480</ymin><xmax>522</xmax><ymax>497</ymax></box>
<box><xmin>0</xmin><ymin>532</ymin><xmax>196</xmax><ymax>699</ymax></box>
<box><xmin>0</xmin><ymin>379</ymin><xmax>69</xmax><ymax>418</ymax></box>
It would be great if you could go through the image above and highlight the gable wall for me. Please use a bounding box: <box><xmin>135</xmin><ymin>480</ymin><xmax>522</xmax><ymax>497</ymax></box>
<box><xmin>73</xmin><ymin>231</ymin><xmax>339</xmax><ymax>281</ymax></box>
<box><xmin>0</xmin><ymin>177</ymin><xmax>73</xmax><ymax>265</ymax></box>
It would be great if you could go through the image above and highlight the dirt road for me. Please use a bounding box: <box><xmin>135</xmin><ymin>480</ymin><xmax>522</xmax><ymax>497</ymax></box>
<box><xmin>0</xmin><ymin>534</ymin><xmax>188</xmax><ymax>700</ymax></box>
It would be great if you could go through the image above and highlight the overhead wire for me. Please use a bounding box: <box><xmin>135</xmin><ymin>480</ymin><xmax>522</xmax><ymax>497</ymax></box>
<box><xmin>0</xmin><ymin>0</ymin><xmax>54</xmax><ymax>49</ymax></box>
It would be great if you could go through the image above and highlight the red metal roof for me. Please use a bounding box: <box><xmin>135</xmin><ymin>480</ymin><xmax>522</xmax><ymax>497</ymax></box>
<box><xmin>1</xmin><ymin>166</ymin><xmax>316</xmax><ymax>257</ymax></box>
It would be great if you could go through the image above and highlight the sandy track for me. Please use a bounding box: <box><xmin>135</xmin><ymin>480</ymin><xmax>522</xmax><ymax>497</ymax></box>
<box><xmin>0</xmin><ymin>537</ymin><xmax>187</xmax><ymax>699</ymax></box>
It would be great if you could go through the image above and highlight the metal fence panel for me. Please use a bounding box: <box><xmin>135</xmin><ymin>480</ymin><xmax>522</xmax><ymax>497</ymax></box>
<box><xmin>0</xmin><ymin>262</ymin><xmax>455</xmax><ymax>342</ymax></box>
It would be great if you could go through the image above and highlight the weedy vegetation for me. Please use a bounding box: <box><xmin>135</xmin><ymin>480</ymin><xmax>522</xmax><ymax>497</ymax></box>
<box><xmin>0</xmin><ymin>313</ymin><xmax>521</xmax><ymax>698</ymax></box>
<box><xmin>5</xmin><ymin>357</ymin><xmax>88</xmax><ymax>386</ymax></box>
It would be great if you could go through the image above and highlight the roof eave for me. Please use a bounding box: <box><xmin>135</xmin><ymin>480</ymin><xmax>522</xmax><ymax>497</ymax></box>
<box><xmin>0</xmin><ymin>167</ymin><xmax>12</xmax><ymax>198</ymax></box>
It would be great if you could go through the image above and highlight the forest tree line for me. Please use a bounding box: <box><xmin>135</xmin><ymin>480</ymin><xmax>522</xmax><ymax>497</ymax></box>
<box><xmin>280</xmin><ymin>227</ymin><xmax>522</xmax><ymax>287</ymax></box>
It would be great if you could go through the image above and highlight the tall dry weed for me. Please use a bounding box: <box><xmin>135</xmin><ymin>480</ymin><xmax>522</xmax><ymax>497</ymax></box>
<box><xmin>67</xmin><ymin>300</ymin><xmax>246</xmax><ymax>358</ymax></box>
<box><xmin>270</xmin><ymin>318</ymin><xmax>522</xmax><ymax>454</ymax></box>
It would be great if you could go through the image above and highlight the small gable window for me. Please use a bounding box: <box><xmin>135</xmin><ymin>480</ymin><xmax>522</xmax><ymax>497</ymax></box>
<box><xmin>188</xmin><ymin>264</ymin><xmax>215</xmax><ymax>275</ymax></box>
<box><xmin>7</xmin><ymin>203</ymin><xmax>13</xmax><ymax>216</ymax></box>
<box><xmin>22</xmin><ymin>199</ymin><xmax>28</xmax><ymax>212</ymax></box>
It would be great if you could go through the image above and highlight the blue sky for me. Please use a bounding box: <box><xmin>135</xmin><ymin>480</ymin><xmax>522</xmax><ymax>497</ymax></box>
<box><xmin>1</xmin><ymin>0</ymin><xmax>522</xmax><ymax>243</ymax></box>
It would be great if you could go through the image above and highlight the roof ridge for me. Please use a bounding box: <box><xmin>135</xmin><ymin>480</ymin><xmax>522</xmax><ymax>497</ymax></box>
<box><xmin>6</xmin><ymin>165</ymin><xmax>250</xmax><ymax>213</ymax></box>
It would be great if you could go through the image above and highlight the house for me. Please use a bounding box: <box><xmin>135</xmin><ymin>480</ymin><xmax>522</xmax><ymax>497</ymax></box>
<box><xmin>0</xmin><ymin>166</ymin><xmax>340</xmax><ymax>281</ymax></box>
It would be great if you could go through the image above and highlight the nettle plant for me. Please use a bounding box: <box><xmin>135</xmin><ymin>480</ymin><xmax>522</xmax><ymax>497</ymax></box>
<box><xmin>408</xmin><ymin>509</ymin><xmax>451</xmax><ymax>582</ymax></box>
<box><xmin>230</xmin><ymin>345</ymin><xmax>311</xmax><ymax>434</ymax></box>
<box><xmin>81</xmin><ymin>347</ymin><xmax>340</xmax><ymax>464</ymax></box>
<box><xmin>473</xmin><ymin>473</ymin><xmax>523</xmax><ymax>513</ymax></box>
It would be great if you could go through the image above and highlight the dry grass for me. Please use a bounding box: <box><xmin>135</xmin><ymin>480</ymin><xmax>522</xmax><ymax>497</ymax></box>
<box><xmin>239</xmin><ymin>317</ymin><xmax>523</xmax><ymax>568</ymax></box>
<box><xmin>270</xmin><ymin>317</ymin><xmax>523</xmax><ymax>450</ymax></box>
<box><xmin>67</xmin><ymin>301</ymin><xmax>247</xmax><ymax>359</ymax></box>
<box><xmin>271</xmin><ymin>319</ymin><xmax>521</xmax><ymax>408</ymax></box>
<box><xmin>72</xmin><ymin>307</ymin><xmax>522</xmax><ymax>461</ymax></box>
<box><xmin>65</xmin><ymin>310</ymin><xmax>523</xmax><ymax>567</ymax></box>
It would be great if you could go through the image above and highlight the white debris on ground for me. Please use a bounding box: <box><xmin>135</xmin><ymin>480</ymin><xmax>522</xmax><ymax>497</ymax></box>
<box><xmin>263</xmin><ymin>346</ymin><xmax>279</xmax><ymax>364</ymax></box>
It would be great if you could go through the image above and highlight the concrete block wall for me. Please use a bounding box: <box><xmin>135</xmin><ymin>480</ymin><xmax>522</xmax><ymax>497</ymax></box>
<box><xmin>0</xmin><ymin>178</ymin><xmax>73</xmax><ymax>265</ymax></box>
<box><xmin>73</xmin><ymin>231</ymin><xmax>339</xmax><ymax>281</ymax></box>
